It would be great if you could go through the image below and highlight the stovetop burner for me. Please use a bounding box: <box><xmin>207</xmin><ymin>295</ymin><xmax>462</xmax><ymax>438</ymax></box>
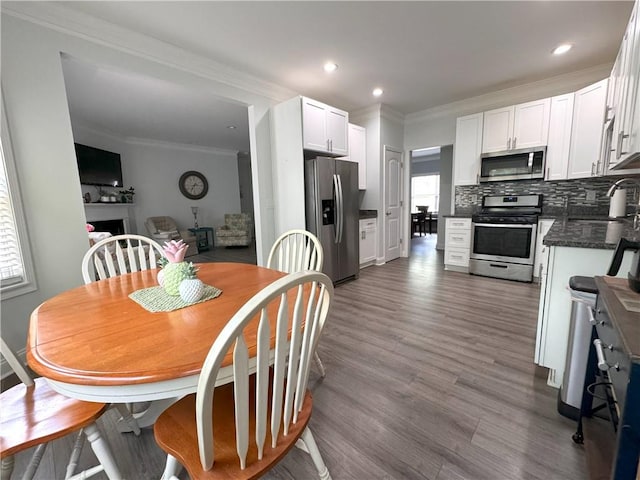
<box><xmin>474</xmin><ymin>194</ymin><xmax>542</xmax><ymax>224</ymax></box>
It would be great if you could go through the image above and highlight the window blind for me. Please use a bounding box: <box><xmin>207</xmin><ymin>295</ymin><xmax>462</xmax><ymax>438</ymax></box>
<box><xmin>0</xmin><ymin>142</ymin><xmax>25</xmax><ymax>287</ymax></box>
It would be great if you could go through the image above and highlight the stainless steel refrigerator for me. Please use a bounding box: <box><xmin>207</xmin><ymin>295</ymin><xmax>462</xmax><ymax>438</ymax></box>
<box><xmin>304</xmin><ymin>157</ymin><xmax>359</xmax><ymax>284</ymax></box>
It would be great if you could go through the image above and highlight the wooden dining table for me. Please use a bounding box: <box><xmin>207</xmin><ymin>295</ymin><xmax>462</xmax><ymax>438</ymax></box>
<box><xmin>27</xmin><ymin>262</ymin><xmax>287</xmax><ymax>429</ymax></box>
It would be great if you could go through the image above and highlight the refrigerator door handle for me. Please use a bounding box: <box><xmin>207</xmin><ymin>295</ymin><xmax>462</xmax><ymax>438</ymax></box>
<box><xmin>332</xmin><ymin>174</ymin><xmax>340</xmax><ymax>244</ymax></box>
<box><xmin>336</xmin><ymin>174</ymin><xmax>344</xmax><ymax>243</ymax></box>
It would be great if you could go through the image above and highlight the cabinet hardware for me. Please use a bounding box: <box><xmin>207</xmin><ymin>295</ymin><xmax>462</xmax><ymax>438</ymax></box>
<box><xmin>513</xmin><ymin>137</ymin><xmax>517</xmax><ymax>149</ymax></box>
<box><xmin>546</xmin><ymin>167</ymin><xmax>549</xmax><ymax>180</ymax></box>
<box><xmin>507</xmin><ymin>138</ymin><xmax>511</xmax><ymax>150</ymax></box>
<box><xmin>594</xmin><ymin>339</ymin><xmax>619</xmax><ymax>371</ymax></box>
<box><xmin>616</xmin><ymin>131</ymin><xmax>630</xmax><ymax>158</ymax></box>
<box><xmin>591</xmin><ymin>162</ymin><xmax>596</xmax><ymax>176</ymax></box>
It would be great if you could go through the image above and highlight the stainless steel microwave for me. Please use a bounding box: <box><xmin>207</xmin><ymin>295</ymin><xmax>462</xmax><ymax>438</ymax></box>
<box><xmin>479</xmin><ymin>147</ymin><xmax>546</xmax><ymax>183</ymax></box>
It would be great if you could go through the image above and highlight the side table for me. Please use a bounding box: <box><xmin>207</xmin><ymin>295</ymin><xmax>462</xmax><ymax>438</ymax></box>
<box><xmin>188</xmin><ymin>227</ymin><xmax>214</xmax><ymax>253</ymax></box>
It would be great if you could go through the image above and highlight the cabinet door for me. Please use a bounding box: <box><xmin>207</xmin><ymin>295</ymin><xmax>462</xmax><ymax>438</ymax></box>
<box><xmin>614</xmin><ymin>1</ymin><xmax>639</xmax><ymax>165</ymax></box>
<box><xmin>348</xmin><ymin>124</ymin><xmax>367</xmax><ymax>189</ymax></box>
<box><xmin>546</xmin><ymin>94</ymin><xmax>574</xmax><ymax>180</ymax></box>
<box><xmin>326</xmin><ymin>107</ymin><xmax>349</xmax><ymax>156</ymax></box>
<box><xmin>482</xmin><ymin>106</ymin><xmax>513</xmax><ymax>153</ymax></box>
<box><xmin>359</xmin><ymin>219</ymin><xmax>376</xmax><ymax>265</ymax></box>
<box><xmin>302</xmin><ymin>97</ymin><xmax>329</xmax><ymax>153</ymax></box>
<box><xmin>454</xmin><ymin>113</ymin><xmax>483</xmax><ymax>185</ymax></box>
<box><xmin>567</xmin><ymin>79</ymin><xmax>608</xmax><ymax>178</ymax></box>
<box><xmin>512</xmin><ymin>98</ymin><xmax>551</xmax><ymax>149</ymax></box>
<box><xmin>533</xmin><ymin>219</ymin><xmax>555</xmax><ymax>280</ymax></box>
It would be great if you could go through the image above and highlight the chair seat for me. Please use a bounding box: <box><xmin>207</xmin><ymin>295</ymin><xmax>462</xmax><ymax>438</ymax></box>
<box><xmin>215</xmin><ymin>228</ymin><xmax>249</xmax><ymax>237</ymax></box>
<box><xmin>154</xmin><ymin>381</ymin><xmax>313</xmax><ymax>480</ymax></box>
<box><xmin>0</xmin><ymin>378</ymin><xmax>108</xmax><ymax>457</ymax></box>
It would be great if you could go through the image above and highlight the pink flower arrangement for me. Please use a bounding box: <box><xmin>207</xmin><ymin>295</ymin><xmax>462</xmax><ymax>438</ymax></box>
<box><xmin>85</xmin><ymin>223</ymin><xmax>95</xmax><ymax>232</ymax></box>
<box><xmin>163</xmin><ymin>239</ymin><xmax>189</xmax><ymax>263</ymax></box>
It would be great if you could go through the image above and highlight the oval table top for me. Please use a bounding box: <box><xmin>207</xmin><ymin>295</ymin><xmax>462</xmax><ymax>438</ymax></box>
<box><xmin>27</xmin><ymin>262</ymin><xmax>286</xmax><ymax>397</ymax></box>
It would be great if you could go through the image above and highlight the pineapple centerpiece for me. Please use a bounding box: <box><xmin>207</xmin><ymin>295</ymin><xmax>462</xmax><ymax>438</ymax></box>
<box><xmin>160</xmin><ymin>240</ymin><xmax>205</xmax><ymax>302</ymax></box>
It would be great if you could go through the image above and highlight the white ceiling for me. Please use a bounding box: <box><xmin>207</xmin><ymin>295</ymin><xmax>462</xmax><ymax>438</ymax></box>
<box><xmin>54</xmin><ymin>1</ymin><xmax>634</xmax><ymax>150</ymax></box>
<box><xmin>61</xmin><ymin>55</ymin><xmax>251</xmax><ymax>152</ymax></box>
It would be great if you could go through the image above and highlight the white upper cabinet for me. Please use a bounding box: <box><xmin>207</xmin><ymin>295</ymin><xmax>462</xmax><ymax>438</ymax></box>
<box><xmin>611</xmin><ymin>0</ymin><xmax>640</xmax><ymax>168</ymax></box>
<box><xmin>351</xmin><ymin>124</ymin><xmax>367</xmax><ymax>189</ymax></box>
<box><xmin>301</xmin><ymin>97</ymin><xmax>348</xmax><ymax>156</ymax></box>
<box><xmin>482</xmin><ymin>98</ymin><xmax>551</xmax><ymax>153</ymax></box>
<box><xmin>567</xmin><ymin>78</ymin><xmax>609</xmax><ymax>178</ymax></box>
<box><xmin>545</xmin><ymin>93</ymin><xmax>574</xmax><ymax>181</ymax></box>
<box><xmin>342</xmin><ymin>123</ymin><xmax>367</xmax><ymax>189</ymax></box>
<box><xmin>481</xmin><ymin>106</ymin><xmax>513</xmax><ymax>153</ymax></box>
<box><xmin>453</xmin><ymin>113</ymin><xmax>483</xmax><ymax>185</ymax></box>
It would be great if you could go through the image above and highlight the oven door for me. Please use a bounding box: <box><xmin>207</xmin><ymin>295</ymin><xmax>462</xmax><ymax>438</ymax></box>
<box><xmin>470</xmin><ymin>222</ymin><xmax>537</xmax><ymax>265</ymax></box>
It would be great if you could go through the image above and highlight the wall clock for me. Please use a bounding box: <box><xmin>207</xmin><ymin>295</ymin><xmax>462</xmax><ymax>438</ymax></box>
<box><xmin>179</xmin><ymin>171</ymin><xmax>209</xmax><ymax>200</ymax></box>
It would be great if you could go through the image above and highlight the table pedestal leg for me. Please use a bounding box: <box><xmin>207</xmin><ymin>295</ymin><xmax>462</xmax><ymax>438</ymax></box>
<box><xmin>115</xmin><ymin>398</ymin><xmax>180</xmax><ymax>432</ymax></box>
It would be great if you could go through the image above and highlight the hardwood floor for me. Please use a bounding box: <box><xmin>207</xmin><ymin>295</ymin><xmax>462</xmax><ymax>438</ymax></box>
<box><xmin>10</xmin><ymin>235</ymin><xmax>587</xmax><ymax>479</ymax></box>
<box><xmin>189</xmin><ymin>242</ymin><xmax>257</xmax><ymax>265</ymax></box>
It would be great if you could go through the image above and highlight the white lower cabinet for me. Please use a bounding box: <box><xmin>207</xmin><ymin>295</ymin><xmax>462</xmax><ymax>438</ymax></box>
<box><xmin>533</xmin><ymin>219</ymin><xmax>555</xmax><ymax>281</ymax></box>
<box><xmin>359</xmin><ymin>218</ymin><xmax>376</xmax><ymax>267</ymax></box>
<box><xmin>535</xmin><ymin>245</ymin><xmax>634</xmax><ymax>388</ymax></box>
<box><xmin>444</xmin><ymin>218</ymin><xmax>471</xmax><ymax>272</ymax></box>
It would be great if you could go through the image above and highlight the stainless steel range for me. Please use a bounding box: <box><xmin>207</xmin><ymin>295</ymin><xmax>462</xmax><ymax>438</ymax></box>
<box><xmin>469</xmin><ymin>194</ymin><xmax>542</xmax><ymax>282</ymax></box>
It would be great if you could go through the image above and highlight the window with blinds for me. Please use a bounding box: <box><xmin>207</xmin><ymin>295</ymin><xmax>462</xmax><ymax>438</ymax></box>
<box><xmin>0</xmin><ymin>142</ymin><xmax>25</xmax><ymax>287</ymax></box>
<box><xmin>1</xmin><ymin>96</ymin><xmax>36</xmax><ymax>299</ymax></box>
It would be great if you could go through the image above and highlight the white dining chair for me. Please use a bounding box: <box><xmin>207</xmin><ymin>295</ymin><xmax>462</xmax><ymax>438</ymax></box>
<box><xmin>81</xmin><ymin>234</ymin><xmax>165</xmax><ymax>435</ymax></box>
<box><xmin>81</xmin><ymin>234</ymin><xmax>164</xmax><ymax>284</ymax></box>
<box><xmin>0</xmin><ymin>337</ymin><xmax>122</xmax><ymax>480</ymax></box>
<box><xmin>153</xmin><ymin>271</ymin><xmax>334</xmax><ymax>480</ymax></box>
<box><xmin>267</xmin><ymin>229</ymin><xmax>327</xmax><ymax>377</ymax></box>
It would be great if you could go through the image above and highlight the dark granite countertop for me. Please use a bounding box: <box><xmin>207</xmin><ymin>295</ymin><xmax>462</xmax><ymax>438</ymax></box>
<box><xmin>443</xmin><ymin>214</ymin><xmax>472</xmax><ymax>218</ymax></box>
<box><xmin>359</xmin><ymin>210</ymin><xmax>377</xmax><ymax>219</ymax></box>
<box><xmin>543</xmin><ymin>216</ymin><xmax>640</xmax><ymax>249</ymax></box>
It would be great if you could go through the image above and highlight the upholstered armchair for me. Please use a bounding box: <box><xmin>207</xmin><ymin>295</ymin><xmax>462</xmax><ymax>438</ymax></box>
<box><xmin>215</xmin><ymin>213</ymin><xmax>252</xmax><ymax>247</ymax></box>
<box><xmin>144</xmin><ymin>216</ymin><xmax>198</xmax><ymax>257</ymax></box>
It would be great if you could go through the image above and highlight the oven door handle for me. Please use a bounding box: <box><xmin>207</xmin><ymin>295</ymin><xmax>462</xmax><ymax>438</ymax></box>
<box><xmin>472</xmin><ymin>223</ymin><xmax>535</xmax><ymax>228</ymax></box>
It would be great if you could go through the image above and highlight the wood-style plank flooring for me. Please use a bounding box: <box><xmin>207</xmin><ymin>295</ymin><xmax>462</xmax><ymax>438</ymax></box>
<box><xmin>10</xmin><ymin>235</ymin><xmax>587</xmax><ymax>479</ymax></box>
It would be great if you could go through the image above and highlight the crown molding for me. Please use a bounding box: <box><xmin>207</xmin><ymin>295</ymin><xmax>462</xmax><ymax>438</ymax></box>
<box><xmin>350</xmin><ymin>103</ymin><xmax>382</xmax><ymax>122</ymax></box>
<box><xmin>72</xmin><ymin>122</ymin><xmax>237</xmax><ymax>156</ymax></box>
<box><xmin>405</xmin><ymin>63</ymin><xmax>612</xmax><ymax>125</ymax></box>
<box><xmin>380</xmin><ymin>104</ymin><xmax>405</xmax><ymax>124</ymax></box>
<box><xmin>126</xmin><ymin>136</ymin><xmax>238</xmax><ymax>156</ymax></box>
<box><xmin>1</xmin><ymin>2</ymin><xmax>296</xmax><ymax>104</ymax></box>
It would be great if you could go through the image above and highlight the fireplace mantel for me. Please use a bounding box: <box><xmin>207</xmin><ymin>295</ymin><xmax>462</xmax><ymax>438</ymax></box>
<box><xmin>84</xmin><ymin>203</ymin><xmax>134</xmax><ymax>233</ymax></box>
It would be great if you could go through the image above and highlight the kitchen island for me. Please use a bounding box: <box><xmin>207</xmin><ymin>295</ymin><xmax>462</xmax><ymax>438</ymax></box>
<box><xmin>535</xmin><ymin>217</ymin><xmax>638</xmax><ymax>388</ymax></box>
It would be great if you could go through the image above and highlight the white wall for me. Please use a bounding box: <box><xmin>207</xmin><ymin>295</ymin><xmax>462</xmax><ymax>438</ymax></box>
<box><xmin>437</xmin><ymin>145</ymin><xmax>453</xmax><ymax>250</ymax></box>
<box><xmin>126</xmin><ymin>139</ymin><xmax>240</xmax><ymax>233</ymax></box>
<box><xmin>0</xmin><ymin>8</ymin><xmax>282</xmax><ymax>354</ymax></box>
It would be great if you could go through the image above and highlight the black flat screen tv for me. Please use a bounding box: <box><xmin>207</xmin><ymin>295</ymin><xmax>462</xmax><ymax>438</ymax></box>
<box><xmin>75</xmin><ymin>143</ymin><xmax>123</xmax><ymax>187</ymax></box>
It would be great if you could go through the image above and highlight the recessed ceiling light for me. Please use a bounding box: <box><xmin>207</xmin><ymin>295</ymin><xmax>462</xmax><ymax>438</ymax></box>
<box><xmin>324</xmin><ymin>62</ymin><xmax>338</xmax><ymax>73</ymax></box>
<box><xmin>226</xmin><ymin>125</ymin><xmax>237</xmax><ymax>129</ymax></box>
<box><xmin>552</xmin><ymin>43</ymin><xmax>573</xmax><ymax>55</ymax></box>
<box><xmin>372</xmin><ymin>88</ymin><xmax>383</xmax><ymax>97</ymax></box>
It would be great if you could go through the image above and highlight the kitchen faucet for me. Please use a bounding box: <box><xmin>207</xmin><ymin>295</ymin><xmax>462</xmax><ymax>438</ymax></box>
<box><xmin>606</xmin><ymin>177</ymin><xmax>640</xmax><ymax>197</ymax></box>
<box><xmin>607</xmin><ymin>178</ymin><xmax>640</xmax><ymax>226</ymax></box>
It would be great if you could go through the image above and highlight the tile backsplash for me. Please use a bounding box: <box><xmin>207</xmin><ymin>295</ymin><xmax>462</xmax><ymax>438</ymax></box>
<box><xmin>455</xmin><ymin>175</ymin><xmax>640</xmax><ymax>216</ymax></box>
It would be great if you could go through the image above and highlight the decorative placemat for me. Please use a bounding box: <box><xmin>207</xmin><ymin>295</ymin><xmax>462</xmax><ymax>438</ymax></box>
<box><xmin>129</xmin><ymin>285</ymin><xmax>222</xmax><ymax>312</ymax></box>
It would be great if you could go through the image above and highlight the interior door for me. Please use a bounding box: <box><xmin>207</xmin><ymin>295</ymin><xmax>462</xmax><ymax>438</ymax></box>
<box><xmin>384</xmin><ymin>146</ymin><xmax>402</xmax><ymax>262</ymax></box>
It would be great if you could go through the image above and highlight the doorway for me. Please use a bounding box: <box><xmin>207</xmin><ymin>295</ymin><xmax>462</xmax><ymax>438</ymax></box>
<box><xmin>384</xmin><ymin>146</ymin><xmax>403</xmax><ymax>263</ymax></box>
<box><xmin>60</xmin><ymin>54</ymin><xmax>258</xmax><ymax>264</ymax></box>
<box><xmin>409</xmin><ymin>144</ymin><xmax>453</xmax><ymax>254</ymax></box>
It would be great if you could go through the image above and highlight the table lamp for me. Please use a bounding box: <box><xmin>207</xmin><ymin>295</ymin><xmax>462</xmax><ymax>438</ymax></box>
<box><xmin>191</xmin><ymin>206</ymin><xmax>199</xmax><ymax>229</ymax></box>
